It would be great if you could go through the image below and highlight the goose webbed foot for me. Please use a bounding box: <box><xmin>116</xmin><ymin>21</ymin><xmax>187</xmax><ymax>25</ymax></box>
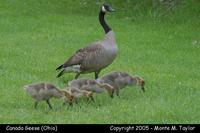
<box><xmin>75</xmin><ymin>73</ymin><xmax>80</xmax><ymax>79</ymax></box>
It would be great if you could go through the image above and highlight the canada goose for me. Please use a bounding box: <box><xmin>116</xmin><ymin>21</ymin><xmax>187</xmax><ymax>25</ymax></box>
<box><xmin>56</xmin><ymin>3</ymin><xmax>117</xmax><ymax>79</ymax></box>
<box><xmin>97</xmin><ymin>71</ymin><xmax>145</xmax><ymax>97</ymax></box>
<box><xmin>24</xmin><ymin>83</ymin><xmax>65</xmax><ymax>109</ymax></box>
<box><xmin>68</xmin><ymin>78</ymin><xmax>114</xmax><ymax>98</ymax></box>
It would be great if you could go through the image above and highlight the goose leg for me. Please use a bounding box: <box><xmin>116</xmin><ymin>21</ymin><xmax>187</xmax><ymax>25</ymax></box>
<box><xmin>75</xmin><ymin>73</ymin><xmax>80</xmax><ymax>79</ymax></box>
<box><xmin>115</xmin><ymin>81</ymin><xmax>122</xmax><ymax>97</ymax></box>
<box><xmin>34</xmin><ymin>101</ymin><xmax>38</xmax><ymax>109</ymax></box>
<box><xmin>116</xmin><ymin>89</ymin><xmax>120</xmax><ymax>97</ymax></box>
<box><xmin>86</xmin><ymin>97</ymin><xmax>90</xmax><ymax>102</ymax></box>
<box><xmin>63</xmin><ymin>101</ymin><xmax>66</xmax><ymax>106</ymax></box>
<box><xmin>90</xmin><ymin>96</ymin><xmax>95</xmax><ymax>102</ymax></box>
<box><xmin>95</xmin><ymin>71</ymin><xmax>100</xmax><ymax>79</ymax></box>
<box><xmin>69</xmin><ymin>101</ymin><xmax>73</xmax><ymax>106</ymax></box>
<box><xmin>75</xmin><ymin>99</ymin><xmax>79</xmax><ymax>104</ymax></box>
<box><xmin>46</xmin><ymin>100</ymin><xmax>53</xmax><ymax>109</ymax></box>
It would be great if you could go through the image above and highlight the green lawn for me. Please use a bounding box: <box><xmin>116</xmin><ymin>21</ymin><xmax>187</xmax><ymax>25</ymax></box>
<box><xmin>0</xmin><ymin>0</ymin><xmax>200</xmax><ymax>124</ymax></box>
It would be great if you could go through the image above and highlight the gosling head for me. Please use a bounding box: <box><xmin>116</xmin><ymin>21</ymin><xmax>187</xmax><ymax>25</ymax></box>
<box><xmin>134</xmin><ymin>76</ymin><xmax>145</xmax><ymax>92</ymax></box>
<box><xmin>97</xmin><ymin>82</ymin><xmax>114</xmax><ymax>98</ymax></box>
<box><xmin>59</xmin><ymin>89</ymin><xmax>74</xmax><ymax>105</ymax></box>
<box><xmin>87</xmin><ymin>91</ymin><xmax>93</xmax><ymax>97</ymax></box>
<box><xmin>101</xmin><ymin>3</ymin><xmax>115</xmax><ymax>13</ymax></box>
<box><xmin>124</xmin><ymin>75</ymin><xmax>145</xmax><ymax>92</ymax></box>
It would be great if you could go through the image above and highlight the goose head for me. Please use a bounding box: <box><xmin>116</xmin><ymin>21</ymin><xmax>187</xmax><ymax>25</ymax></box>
<box><xmin>101</xmin><ymin>3</ymin><xmax>115</xmax><ymax>13</ymax></box>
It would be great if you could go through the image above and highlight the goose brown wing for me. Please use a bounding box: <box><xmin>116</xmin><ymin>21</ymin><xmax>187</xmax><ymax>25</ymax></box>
<box><xmin>62</xmin><ymin>43</ymin><xmax>103</xmax><ymax>68</ymax></box>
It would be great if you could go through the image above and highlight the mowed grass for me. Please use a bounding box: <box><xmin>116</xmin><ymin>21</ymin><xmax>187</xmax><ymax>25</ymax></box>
<box><xmin>0</xmin><ymin>0</ymin><xmax>200</xmax><ymax>124</ymax></box>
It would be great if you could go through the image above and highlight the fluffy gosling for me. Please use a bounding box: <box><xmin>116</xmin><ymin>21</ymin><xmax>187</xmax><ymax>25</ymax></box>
<box><xmin>60</xmin><ymin>87</ymin><xmax>94</xmax><ymax>105</ymax></box>
<box><xmin>68</xmin><ymin>78</ymin><xmax>114</xmax><ymax>98</ymax></box>
<box><xmin>97</xmin><ymin>71</ymin><xmax>145</xmax><ymax>97</ymax></box>
<box><xmin>24</xmin><ymin>82</ymin><xmax>69</xmax><ymax>109</ymax></box>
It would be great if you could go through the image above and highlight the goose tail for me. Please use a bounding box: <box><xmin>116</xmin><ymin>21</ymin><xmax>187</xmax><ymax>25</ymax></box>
<box><xmin>56</xmin><ymin>64</ymin><xmax>63</xmax><ymax>70</ymax></box>
<box><xmin>57</xmin><ymin>65</ymin><xmax>81</xmax><ymax>78</ymax></box>
<box><xmin>23</xmin><ymin>85</ymin><xmax>29</xmax><ymax>92</ymax></box>
<box><xmin>57</xmin><ymin>69</ymin><xmax>65</xmax><ymax>78</ymax></box>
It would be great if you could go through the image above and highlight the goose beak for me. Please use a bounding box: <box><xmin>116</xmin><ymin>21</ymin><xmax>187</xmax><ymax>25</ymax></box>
<box><xmin>107</xmin><ymin>6</ymin><xmax>115</xmax><ymax>12</ymax></box>
<box><xmin>109</xmin><ymin>8</ymin><xmax>115</xmax><ymax>12</ymax></box>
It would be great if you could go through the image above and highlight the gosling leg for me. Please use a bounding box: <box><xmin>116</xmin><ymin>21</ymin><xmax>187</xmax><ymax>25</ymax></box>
<box><xmin>46</xmin><ymin>100</ymin><xmax>53</xmax><ymax>109</ymax></box>
<box><xmin>95</xmin><ymin>71</ymin><xmax>100</xmax><ymax>79</ymax></box>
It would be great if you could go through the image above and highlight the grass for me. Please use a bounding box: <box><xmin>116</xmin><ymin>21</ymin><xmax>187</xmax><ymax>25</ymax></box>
<box><xmin>0</xmin><ymin>0</ymin><xmax>200</xmax><ymax>124</ymax></box>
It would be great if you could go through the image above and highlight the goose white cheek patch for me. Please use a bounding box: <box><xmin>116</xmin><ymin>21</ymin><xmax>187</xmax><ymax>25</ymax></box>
<box><xmin>102</xmin><ymin>6</ymin><xmax>106</xmax><ymax>12</ymax></box>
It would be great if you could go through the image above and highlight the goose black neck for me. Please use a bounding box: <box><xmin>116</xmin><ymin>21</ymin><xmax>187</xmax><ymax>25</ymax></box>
<box><xmin>99</xmin><ymin>11</ymin><xmax>111</xmax><ymax>34</ymax></box>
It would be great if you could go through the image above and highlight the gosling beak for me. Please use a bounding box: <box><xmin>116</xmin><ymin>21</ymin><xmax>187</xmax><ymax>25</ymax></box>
<box><xmin>141</xmin><ymin>87</ymin><xmax>145</xmax><ymax>92</ymax></box>
<box><xmin>69</xmin><ymin>102</ymin><xmax>73</xmax><ymax>106</ymax></box>
<box><xmin>110</xmin><ymin>94</ymin><xmax>114</xmax><ymax>98</ymax></box>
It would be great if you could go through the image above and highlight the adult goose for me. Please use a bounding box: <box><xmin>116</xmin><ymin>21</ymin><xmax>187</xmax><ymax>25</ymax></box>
<box><xmin>56</xmin><ymin>3</ymin><xmax>118</xmax><ymax>79</ymax></box>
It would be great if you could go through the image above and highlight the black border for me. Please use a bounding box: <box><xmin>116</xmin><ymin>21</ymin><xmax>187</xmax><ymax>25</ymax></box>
<box><xmin>0</xmin><ymin>124</ymin><xmax>199</xmax><ymax>133</ymax></box>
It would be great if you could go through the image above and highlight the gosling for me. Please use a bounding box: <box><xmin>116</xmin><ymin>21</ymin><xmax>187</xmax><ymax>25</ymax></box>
<box><xmin>51</xmin><ymin>88</ymin><xmax>89</xmax><ymax>106</ymax></box>
<box><xmin>97</xmin><ymin>71</ymin><xmax>145</xmax><ymax>97</ymax></box>
<box><xmin>24</xmin><ymin>82</ymin><xmax>70</xmax><ymax>109</ymax></box>
<box><xmin>68</xmin><ymin>87</ymin><xmax>94</xmax><ymax>103</ymax></box>
<box><xmin>58</xmin><ymin>89</ymin><xmax>74</xmax><ymax>106</ymax></box>
<box><xmin>68</xmin><ymin>78</ymin><xmax>114</xmax><ymax>98</ymax></box>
